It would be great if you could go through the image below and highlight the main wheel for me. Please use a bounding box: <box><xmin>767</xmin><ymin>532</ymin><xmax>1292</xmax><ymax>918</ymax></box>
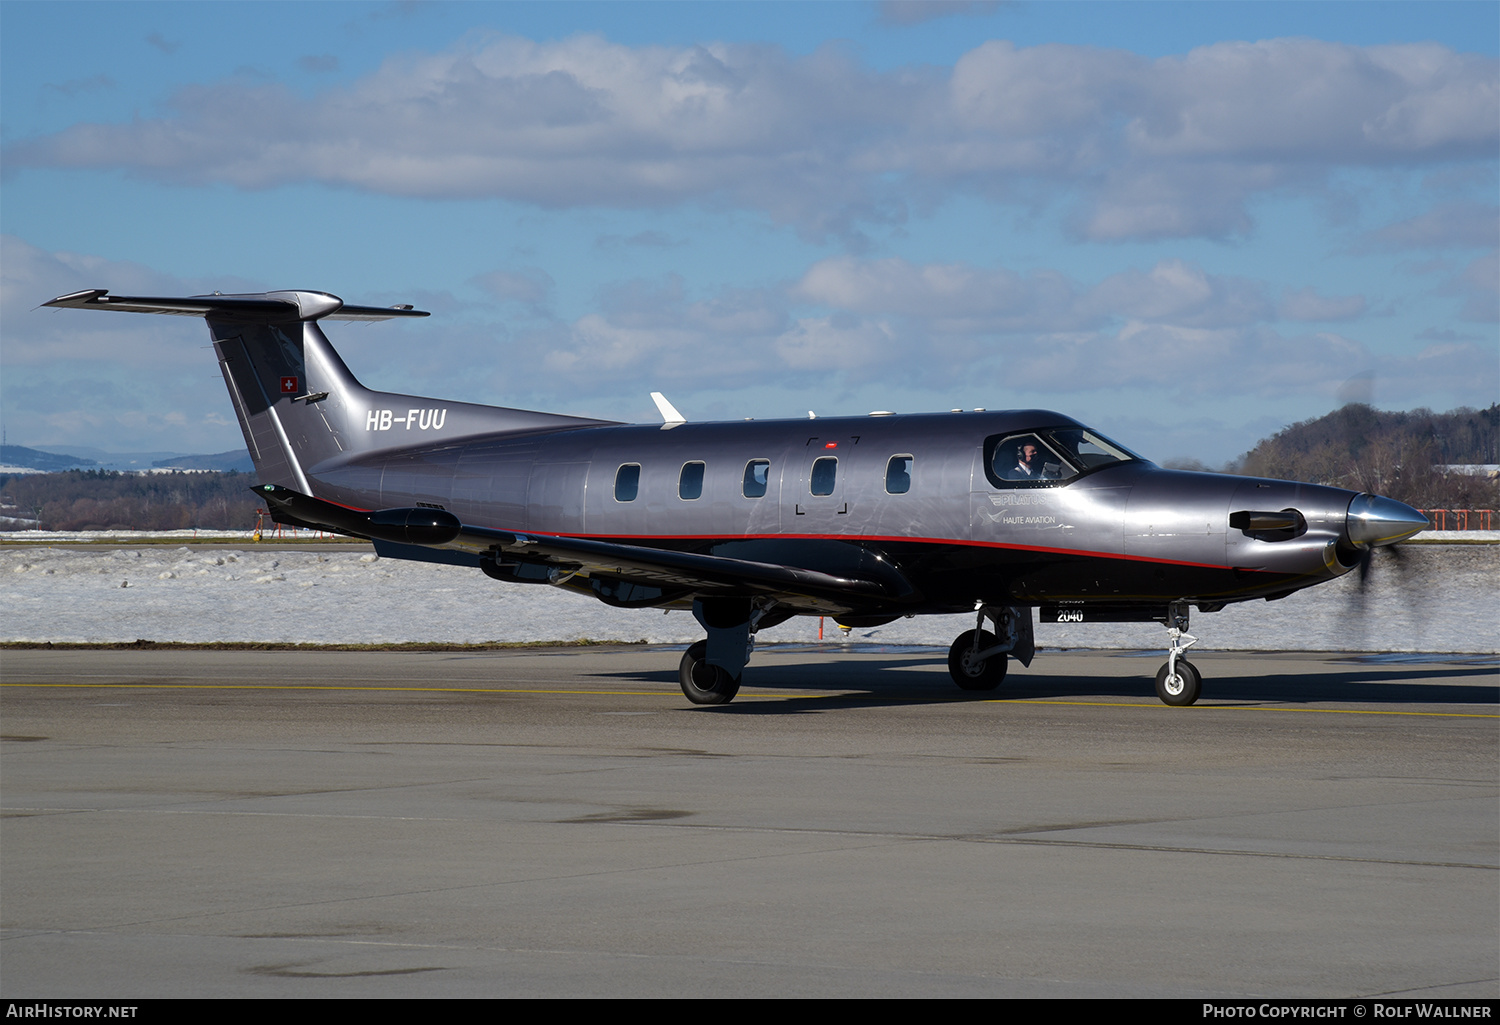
<box><xmin>947</xmin><ymin>629</ymin><xmax>1008</xmax><ymax>691</ymax></box>
<box><xmin>679</xmin><ymin>640</ymin><xmax>742</xmax><ymax>705</ymax></box>
<box><xmin>1154</xmin><ymin>659</ymin><xmax>1201</xmax><ymax>706</ymax></box>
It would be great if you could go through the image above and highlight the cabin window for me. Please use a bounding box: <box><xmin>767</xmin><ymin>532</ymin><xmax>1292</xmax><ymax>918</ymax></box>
<box><xmin>885</xmin><ymin>455</ymin><xmax>913</xmax><ymax>495</ymax></box>
<box><xmin>615</xmin><ymin>463</ymin><xmax>641</xmax><ymax>502</ymax></box>
<box><xmin>743</xmin><ymin>459</ymin><xmax>770</xmax><ymax>498</ymax></box>
<box><xmin>679</xmin><ymin>461</ymin><xmax>705</xmax><ymax>501</ymax></box>
<box><xmin>810</xmin><ymin>457</ymin><xmax>838</xmax><ymax>496</ymax></box>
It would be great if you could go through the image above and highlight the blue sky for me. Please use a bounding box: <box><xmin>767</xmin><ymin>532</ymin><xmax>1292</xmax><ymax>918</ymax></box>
<box><xmin>2</xmin><ymin>0</ymin><xmax>1496</xmax><ymax>466</ymax></box>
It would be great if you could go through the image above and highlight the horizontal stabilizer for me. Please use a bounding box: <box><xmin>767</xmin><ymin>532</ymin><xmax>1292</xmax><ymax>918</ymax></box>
<box><xmin>44</xmin><ymin>289</ymin><xmax>429</xmax><ymax>322</ymax></box>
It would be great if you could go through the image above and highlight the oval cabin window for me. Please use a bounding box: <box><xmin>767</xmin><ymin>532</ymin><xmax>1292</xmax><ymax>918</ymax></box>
<box><xmin>810</xmin><ymin>457</ymin><xmax>837</xmax><ymax>496</ymax></box>
<box><xmin>615</xmin><ymin>463</ymin><xmax>641</xmax><ymax>502</ymax></box>
<box><xmin>679</xmin><ymin>461</ymin><xmax>705</xmax><ymax>501</ymax></box>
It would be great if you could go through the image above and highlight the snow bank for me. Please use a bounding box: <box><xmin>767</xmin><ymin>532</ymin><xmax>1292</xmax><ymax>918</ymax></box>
<box><xmin>2</xmin><ymin>542</ymin><xmax>1493</xmax><ymax>653</ymax></box>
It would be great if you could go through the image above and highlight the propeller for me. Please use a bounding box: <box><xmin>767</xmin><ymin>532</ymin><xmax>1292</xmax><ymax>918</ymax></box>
<box><xmin>1357</xmin><ymin>539</ymin><xmax>1405</xmax><ymax>592</ymax></box>
<box><xmin>1343</xmin><ymin>493</ymin><xmax>1426</xmax><ymax>622</ymax></box>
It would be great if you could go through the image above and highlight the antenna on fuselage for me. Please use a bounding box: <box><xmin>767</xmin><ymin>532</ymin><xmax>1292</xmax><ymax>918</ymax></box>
<box><xmin>650</xmin><ymin>392</ymin><xmax>686</xmax><ymax>430</ymax></box>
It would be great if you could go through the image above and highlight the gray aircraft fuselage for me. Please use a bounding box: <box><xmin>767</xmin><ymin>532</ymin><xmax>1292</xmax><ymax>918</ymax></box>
<box><xmin>305</xmin><ymin>407</ymin><xmax>1359</xmax><ymax>619</ymax></box>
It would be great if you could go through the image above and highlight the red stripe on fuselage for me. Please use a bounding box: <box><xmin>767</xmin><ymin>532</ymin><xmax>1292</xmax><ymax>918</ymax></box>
<box><xmin>540</xmin><ymin>530</ymin><xmax>1266</xmax><ymax>573</ymax></box>
<box><xmin>309</xmin><ymin>498</ymin><xmax>1264</xmax><ymax>573</ymax></box>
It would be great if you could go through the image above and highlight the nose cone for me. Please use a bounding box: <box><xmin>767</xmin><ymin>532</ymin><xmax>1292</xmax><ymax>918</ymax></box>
<box><xmin>1346</xmin><ymin>493</ymin><xmax>1428</xmax><ymax>547</ymax></box>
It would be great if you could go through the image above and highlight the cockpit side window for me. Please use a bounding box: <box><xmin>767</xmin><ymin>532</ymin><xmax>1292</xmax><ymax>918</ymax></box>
<box><xmin>982</xmin><ymin>427</ymin><xmax>1140</xmax><ymax>489</ymax></box>
<box><xmin>988</xmin><ymin>433</ymin><xmax>1075</xmax><ymax>486</ymax></box>
<box><xmin>1048</xmin><ymin>428</ymin><xmax>1142</xmax><ymax>469</ymax></box>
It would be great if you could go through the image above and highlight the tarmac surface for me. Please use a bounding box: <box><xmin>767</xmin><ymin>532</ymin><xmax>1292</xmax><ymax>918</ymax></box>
<box><xmin>2</xmin><ymin>645</ymin><xmax>1496</xmax><ymax>998</ymax></box>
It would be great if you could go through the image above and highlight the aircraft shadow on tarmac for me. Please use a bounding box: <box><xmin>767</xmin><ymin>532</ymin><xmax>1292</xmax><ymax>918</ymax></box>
<box><xmin>600</xmin><ymin>655</ymin><xmax>1499</xmax><ymax>713</ymax></box>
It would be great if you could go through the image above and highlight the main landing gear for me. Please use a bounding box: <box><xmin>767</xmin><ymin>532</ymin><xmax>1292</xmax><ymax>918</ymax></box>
<box><xmin>679</xmin><ymin>640</ymin><xmax>740</xmax><ymax>704</ymax></box>
<box><xmin>946</xmin><ymin>605</ymin><xmax>1035</xmax><ymax>693</ymax></box>
<box><xmin>677</xmin><ymin>597</ymin><xmax>786</xmax><ymax>705</ymax></box>
<box><xmin>1154</xmin><ymin>602</ymin><xmax>1201</xmax><ymax>706</ymax></box>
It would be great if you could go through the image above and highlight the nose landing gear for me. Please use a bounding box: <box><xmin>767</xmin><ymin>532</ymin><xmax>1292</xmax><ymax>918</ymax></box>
<box><xmin>1155</xmin><ymin>602</ymin><xmax>1201</xmax><ymax>706</ymax></box>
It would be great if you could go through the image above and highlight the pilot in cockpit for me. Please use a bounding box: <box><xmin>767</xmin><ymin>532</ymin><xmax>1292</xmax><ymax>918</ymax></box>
<box><xmin>1002</xmin><ymin>439</ymin><xmax>1044</xmax><ymax>480</ymax></box>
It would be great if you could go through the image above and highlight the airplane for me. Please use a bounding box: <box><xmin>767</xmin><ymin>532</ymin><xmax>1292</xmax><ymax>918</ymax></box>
<box><xmin>43</xmin><ymin>287</ymin><xmax>1430</xmax><ymax>706</ymax></box>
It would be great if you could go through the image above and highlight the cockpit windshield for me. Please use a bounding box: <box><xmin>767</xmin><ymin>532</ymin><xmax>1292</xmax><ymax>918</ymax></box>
<box><xmin>983</xmin><ymin>427</ymin><xmax>1143</xmax><ymax>488</ymax></box>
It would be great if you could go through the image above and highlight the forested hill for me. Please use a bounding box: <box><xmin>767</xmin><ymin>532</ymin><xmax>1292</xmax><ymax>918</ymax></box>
<box><xmin>1229</xmin><ymin>404</ymin><xmax>1499</xmax><ymax>509</ymax></box>
<box><xmin>0</xmin><ymin>470</ymin><xmax>263</xmax><ymax>531</ymax></box>
<box><xmin>0</xmin><ymin>444</ymin><xmax>97</xmax><ymax>471</ymax></box>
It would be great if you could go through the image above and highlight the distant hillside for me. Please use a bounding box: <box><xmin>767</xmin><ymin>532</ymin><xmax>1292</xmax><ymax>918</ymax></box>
<box><xmin>0</xmin><ymin>445</ymin><xmax>97</xmax><ymax>471</ymax></box>
<box><xmin>1230</xmin><ymin>404</ymin><xmax>1499</xmax><ymax>509</ymax></box>
<box><xmin>152</xmin><ymin>449</ymin><xmax>255</xmax><ymax>472</ymax></box>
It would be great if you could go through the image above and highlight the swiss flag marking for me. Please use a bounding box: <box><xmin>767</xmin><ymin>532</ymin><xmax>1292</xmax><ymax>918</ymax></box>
<box><xmin>280</xmin><ymin>376</ymin><xmax>299</xmax><ymax>394</ymax></box>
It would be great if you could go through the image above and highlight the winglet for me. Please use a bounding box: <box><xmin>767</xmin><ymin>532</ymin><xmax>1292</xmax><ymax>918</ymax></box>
<box><xmin>650</xmin><ymin>392</ymin><xmax>686</xmax><ymax>429</ymax></box>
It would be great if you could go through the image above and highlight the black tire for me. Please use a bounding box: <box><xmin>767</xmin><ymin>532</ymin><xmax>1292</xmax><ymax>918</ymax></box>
<box><xmin>679</xmin><ymin>640</ymin><xmax>741</xmax><ymax>705</ymax></box>
<box><xmin>1154</xmin><ymin>659</ymin><xmax>1201</xmax><ymax>706</ymax></box>
<box><xmin>947</xmin><ymin>629</ymin><xmax>1008</xmax><ymax>691</ymax></box>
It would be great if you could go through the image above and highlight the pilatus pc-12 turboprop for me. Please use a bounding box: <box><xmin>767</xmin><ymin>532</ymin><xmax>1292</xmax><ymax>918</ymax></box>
<box><xmin>45</xmin><ymin>287</ymin><xmax>1429</xmax><ymax>706</ymax></box>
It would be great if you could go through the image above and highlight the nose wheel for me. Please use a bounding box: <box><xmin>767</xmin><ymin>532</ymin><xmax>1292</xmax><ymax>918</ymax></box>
<box><xmin>1155</xmin><ymin>659</ymin><xmax>1201</xmax><ymax>706</ymax></box>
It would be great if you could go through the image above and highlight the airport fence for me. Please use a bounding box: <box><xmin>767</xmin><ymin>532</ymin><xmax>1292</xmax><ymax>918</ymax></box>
<box><xmin>1418</xmin><ymin>509</ymin><xmax>1496</xmax><ymax>530</ymax></box>
<box><xmin>252</xmin><ymin>508</ymin><xmax>340</xmax><ymax>541</ymax></box>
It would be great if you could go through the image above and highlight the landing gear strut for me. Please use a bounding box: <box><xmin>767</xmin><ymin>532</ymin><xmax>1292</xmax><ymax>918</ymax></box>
<box><xmin>947</xmin><ymin>604</ymin><xmax>1034</xmax><ymax>693</ymax></box>
<box><xmin>1154</xmin><ymin>602</ymin><xmax>1201</xmax><ymax>706</ymax></box>
<box><xmin>678</xmin><ymin>597</ymin><xmax>780</xmax><ymax>705</ymax></box>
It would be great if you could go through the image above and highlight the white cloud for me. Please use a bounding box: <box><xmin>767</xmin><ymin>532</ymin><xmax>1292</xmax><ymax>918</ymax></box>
<box><xmin>1363</xmin><ymin>202</ymin><xmax>1500</xmax><ymax>251</ymax></box>
<box><xmin>6</xmin><ymin>34</ymin><xmax>1494</xmax><ymax>243</ymax></box>
<box><xmin>795</xmin><ymin>256</ymin><xmax>1276</xmax><ymax>331</ymax></box>
<box><xmin>7</xmin><ymin>238</ymin><xmax>1494</xmax><ymax>452</ymax></box>
<box><xmin>1278</xmin><ymin>287</ymin><xmax>1367</xmax><ymax>322</ymax></box>
<box><xmin>1082</xmin><ymin>261</ymin><xmax>1272</xmax><ymax>328</ymax></box>
<box><xmin>473</xmin><ymin>267</ymin><xmax>555</xmax><ymax>311</ymax></box>
<box><xmin>1457</xmin><ymin>250</ymin><xmax>1499</xmax><ymax>322</ymax></box>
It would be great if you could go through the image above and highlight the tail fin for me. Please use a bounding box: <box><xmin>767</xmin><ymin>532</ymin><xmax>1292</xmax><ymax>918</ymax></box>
<box><xmin>44</xmin><ymin>289</ymin><xmax>609</xmax><ymax>490</ymax></box>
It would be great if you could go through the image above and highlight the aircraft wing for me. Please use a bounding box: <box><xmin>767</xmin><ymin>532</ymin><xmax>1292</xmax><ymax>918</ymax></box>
<box><xmin>461</xmin><ymin>528</ymin><xmax>901</xmax><ymax>605</ymax></box>
<box><xmin>255</xmin><ymin>484</ymin><xmax>908</xmax><ymax>611</ymax></box>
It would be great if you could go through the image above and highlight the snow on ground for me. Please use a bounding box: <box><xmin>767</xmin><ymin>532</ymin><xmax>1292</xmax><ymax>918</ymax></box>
<box><xmin>2</xmin><ymin>541</ymin><xmax>1493</xmax><ymax>653</ymax></box>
